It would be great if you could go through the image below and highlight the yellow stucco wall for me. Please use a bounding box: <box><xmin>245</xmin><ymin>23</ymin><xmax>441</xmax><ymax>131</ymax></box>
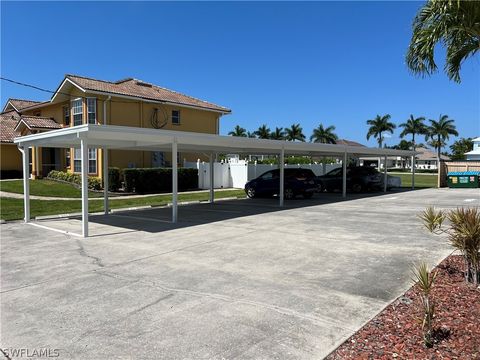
<box><xmin>9</xmin><ymin>91</ymin><xmax>223</xmax><ymax>179</ymax></box>
<box><xmin>0</xmin><ymin>144</ymin><xmax>22</xmax><ymax>171</ymax></box>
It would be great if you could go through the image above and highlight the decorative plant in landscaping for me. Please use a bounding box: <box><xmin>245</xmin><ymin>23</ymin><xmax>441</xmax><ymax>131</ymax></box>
<box><xmin>420</xmin><ymin>206</ymin><xmax>480</xmax><ymax>285</ymax></box>
<box><xmin>411</xmin><ymin>262</ymin><xmax>437</xmax><ymax>348</ymax></box>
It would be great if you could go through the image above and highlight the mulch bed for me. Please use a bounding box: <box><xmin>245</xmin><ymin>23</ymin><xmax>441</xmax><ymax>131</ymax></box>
<box><xmin>327</xmin><ymin>255</ymin><xmax>480</xmax><ymax>360</ymax></box>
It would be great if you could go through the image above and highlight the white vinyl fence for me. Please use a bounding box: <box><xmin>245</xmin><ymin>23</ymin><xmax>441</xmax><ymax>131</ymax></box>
<box><xmin>184</xmin><ymin>159</ymin><xmax>341</xmax><ymax>189</ymax></box>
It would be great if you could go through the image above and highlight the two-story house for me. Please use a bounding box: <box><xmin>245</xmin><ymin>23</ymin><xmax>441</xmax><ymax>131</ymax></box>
<box><xmin>465</xmin><ymin>137</ymin><xmax>480</xmax><ymax>160</ymax></box>
<box><xmin>0</xmin><ymin>74</ymin><xmax>231</xmax><ymax>179</ymax></box>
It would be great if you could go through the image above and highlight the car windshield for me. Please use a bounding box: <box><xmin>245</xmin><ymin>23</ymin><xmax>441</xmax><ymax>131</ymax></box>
<box><xmin>326</xmin><ymin>168</ymin><xmax>342</xmax><ymax>177</ymax></box>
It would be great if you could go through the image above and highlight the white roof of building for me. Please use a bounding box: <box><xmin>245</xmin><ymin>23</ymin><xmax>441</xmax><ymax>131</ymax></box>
<box><xmin>472</xmin><ymin>136</ymin><xmax>480</xmax><ymax>142</ymax></box>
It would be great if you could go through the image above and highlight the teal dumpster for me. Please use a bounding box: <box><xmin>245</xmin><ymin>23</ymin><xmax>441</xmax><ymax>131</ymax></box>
<box><xmin>447</xmin><ymin>171</ymin><xmax>480</xmax><ymax>188</ymax></box>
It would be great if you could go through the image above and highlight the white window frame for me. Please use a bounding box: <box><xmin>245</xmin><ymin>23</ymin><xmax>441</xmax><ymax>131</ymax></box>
<box><xmin>73</xmin><ymin>148</ymin><xmax>97</xmax><ymax>173</ymax></box>
<box><xmin>71</xmin><ymin>98</ymin><xmax>83</xmax><ymax>126</ymax></box>
<box><xmin>172</xmin><ymin>110</ymin><xmax>180</xmax><ymax>125</ymax></box>
<box><xmin>87</xmin><ymin>98</ymin><xmax>96</xmax><ymax>124</ymax></box>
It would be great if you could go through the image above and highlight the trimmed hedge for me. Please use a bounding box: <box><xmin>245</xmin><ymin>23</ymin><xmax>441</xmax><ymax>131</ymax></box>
<box><xmin>108</xmin><ymin>167</ymin><xmax>121</xmax><ymax>192</ymax></box>
<box><xmin>123</xmin><ymin>167</ymin><xmax>198</xmax><ymax>194</ymax></box>
<box><xmin>47</xmin><ymin>170</ymin><xmax>102</xmax><ymax>190</ymax></box>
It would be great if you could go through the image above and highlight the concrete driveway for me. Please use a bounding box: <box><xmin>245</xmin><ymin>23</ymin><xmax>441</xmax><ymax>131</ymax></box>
<box><xmin>1</xmin><ymin>188</ymin><xmax>478</xmax><ymax>359</ymax></box>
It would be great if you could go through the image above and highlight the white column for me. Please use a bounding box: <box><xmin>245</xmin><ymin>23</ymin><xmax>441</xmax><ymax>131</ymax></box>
<box><xmin>279</xmin><ymin>148</ymin><xmax>285</xmax><ymax>206</ymax></box>
<box><xmin>209</xmin><ymin>153</ymin><xmax>214</xmax><ymax>203</ymax></box>
<box><xmin>22</xmin><ymin>146</ymin><xmax>30</xmax><ymax>223</ymax></box>
<box><xmin>342</xmin><ymin>152</ymin><xmax>347</xmax><ymax>198</ymax></box>
<box><xmin>81</xmin><ymin>139</ymin><xmax>89</xmax><ymax>237</ymax></box>
<box><xmin>412</xmin><ymin>155</ymin><xmax>416</xmax><ymax>190</ymax></box>
<box><xmin>383</xmin><ymin>155</ymin><xmax>388</xmax><ymax>192</ymax></box>
<box><xmin>103</xmin><ymin>147</ymin><xmax>109</xmax><ymax>215</ymax></box>
<box><xmin>172</xmin><ymin>139</ymin><xmax>178</xmax><ymax>223</ymax></box>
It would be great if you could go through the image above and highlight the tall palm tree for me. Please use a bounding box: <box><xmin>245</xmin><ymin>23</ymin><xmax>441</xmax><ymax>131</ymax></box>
<box><xmin>427</xmin><ymin>114</ymin><xmax>458</xmax><ymax>160</ymax></box>
<box><xmin>254</xmin><ymin>124</ymin><xmax>271</xmax><ymax>139</ymax></box>
<box><xmin>270</xmin><ymin>127</ymin><xmax>285</xmax><ymax>140</ymax></box>
<box><xmin>366</xmin><ymin>114</ymin><xmax>396</xmax><ymax>148</ymax></box>
<box><xmin>285</xmin><ymin>123</ymin><xmax>306</xmax><ymax>142</ymax></box>
<box><xmin>228</xmin><ymin>125</ymin><xmax>247</xmax><ymax>137</ymax></box>
<box><xmin>399</xmin><ymin>115</ymin><xmax>428</xmax><ymax>151</ymax></box>
<box><xmin>406</xmin><ymin>0</ymin><xmax>480</xmax><ymax>83</ymax></box>
<box><xmin>310</xmin><ymin>124</ymin><xmax>338</xmax><ymax>144</ymax></box>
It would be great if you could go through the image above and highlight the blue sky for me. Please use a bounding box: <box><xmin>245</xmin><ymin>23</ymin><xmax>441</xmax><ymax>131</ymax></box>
<box><xmin>1</xmin><ymin>1</ymin><xmax>479</xmax><ymax>148</ymax></box>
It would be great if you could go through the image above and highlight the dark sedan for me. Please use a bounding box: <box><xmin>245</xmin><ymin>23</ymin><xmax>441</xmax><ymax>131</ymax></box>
<box><xmin>245</xmin><ymin>168</ymin><xmax>318</xmax><ymax>199</ymax></box>
<box><xmin>316</xmin><ymin>166</ymin><xmax>383</xmax><ymax>193</ymax></box>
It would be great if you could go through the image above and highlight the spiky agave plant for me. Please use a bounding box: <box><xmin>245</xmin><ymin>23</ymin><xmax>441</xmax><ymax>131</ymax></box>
<box><xmin>412</xmin><ymin>262</ymin><xmax>437</xmax><ymax>348</ymax></box>
<box><xmin>420</xmin><ymin>206</ymin><xmax>480</xmax><ymax>285</ymax></box>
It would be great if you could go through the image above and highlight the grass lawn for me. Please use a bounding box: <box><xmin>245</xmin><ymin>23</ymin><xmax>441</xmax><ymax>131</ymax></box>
<box><xmin>0</xmin><ymin>189</ymin><xmax>246</xmax><ymax>221</ymax></box>
<box><xmin>391</xmin><ymin>172</ymin><xmax>438</xmax><ymax>188</ymax></box>
<box><xmin>0</xmin><ymin>179</ymin><xmax>102</xmax><ymax>198</ymax></box>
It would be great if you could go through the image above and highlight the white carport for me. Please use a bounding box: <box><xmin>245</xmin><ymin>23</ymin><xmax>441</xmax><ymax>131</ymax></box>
<box><xmin>14</xmin><ymin>124</ymin><xmax>415</xmax><ymax>237</ymax></box>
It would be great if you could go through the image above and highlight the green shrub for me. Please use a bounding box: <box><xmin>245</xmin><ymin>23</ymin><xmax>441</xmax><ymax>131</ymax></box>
<box><xmin>108</xmin><ymin>167</ymin><xmax>121</xmax><ymax>192</ymax></box>
<box><xmin>47</xmin><ymin>170</ymin><xmax>102</xmax><ymax>190</ymax></box>
<box><xmin>123</xmin><ymin>167</ymin><xmax>198</xmax><ymax>194</ymax></box>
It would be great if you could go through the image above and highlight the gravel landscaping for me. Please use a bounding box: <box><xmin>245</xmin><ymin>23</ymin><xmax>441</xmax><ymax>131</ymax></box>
<box><xmin>327</xmin><ymin>254</ymin><xmax>480</xmax><ymax>360</ymax></box>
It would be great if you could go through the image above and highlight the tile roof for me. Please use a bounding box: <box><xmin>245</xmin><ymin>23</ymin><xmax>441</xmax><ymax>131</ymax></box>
<box><xmin>66</xmin><ymin>74</ymin><xmax>231</xmax><ymax>113</ymax></box>
<box><xmin>17</xmin><ymin>115</ymin><xmax>62</xmax><ymax>130</ymax></box>
<box><xmin>6</xmin><ymin>98</ymin><xmax>43</xmax><ymax>111</ymax></box>
<box><xmin>415</xmin><ymin>146</ymin><xmax>450</xmax><ymax>161</ymax></box>
<box><xmin>335</xmin><ymin>139</ymin><xmax>366</xmax><ymax>147</ymax></box>
<box><xmin>0</xmin><ymin>110</ymin><xmax>21</xmax><ymax>143</ymax></box>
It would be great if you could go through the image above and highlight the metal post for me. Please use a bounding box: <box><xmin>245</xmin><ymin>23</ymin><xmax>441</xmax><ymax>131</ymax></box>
<box><xmin>412</xmin><ymin>155</ymin><xmax>415</xmax><ymax>190</ymax></box>
<box><xmin>209</xmin><ymin>153</ymin><xmax>214</xmax><ymax>203</ymax></box>
<box><xmin>279</xmin><ymin>148</ymin><xmax>285</xmax><ymax>206</ymax></box>
<box><xmin>172</xmin><ymin>139</ymin><xmax>178</xmax><ymax>223</ymax></box>
<box><xmin>342</xmin><ymin>152</ymin><xmax>347</xmax><ymax>198</ymax></box>
<box><xmin>322</xmin><ymin>156</ymin><xmax>326</xmax><ymax>175</ymax></box>
<box><xmin>103</xmin><ymin>147</ymin><xmax>109</xmax><ymax>215</ymax></box>
<box><xmin>81</xmin><ymin>139</ymin><xmax>89</xmax><ymax>237</ymax></box>
<box><xmin>383</xmin><ymin>155</ymin><xmax>388</xmax><ymax>192</ymax></box>
<box><xmin>22</xmin><ymin>146</ymin><xmax>30</xmax><ymax>222</ymax></box>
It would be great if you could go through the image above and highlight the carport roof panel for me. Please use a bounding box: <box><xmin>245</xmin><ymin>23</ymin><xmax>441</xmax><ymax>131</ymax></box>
<box><xmin>13</xmin><ymin>124</ymin><xmax>415</xmax><ymax>157</ymax></box>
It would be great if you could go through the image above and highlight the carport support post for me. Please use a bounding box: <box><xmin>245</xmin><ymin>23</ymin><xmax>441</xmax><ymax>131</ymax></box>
<box><xmin>103</xmin><ymin>147</ymin><xmax>109</xmax><ymax>215</ymax></box>
<box><xmin>411</xmin><ymin>155</ymin><xmax>415</xmax><ymax>190</ymax></box>
<box><xmin>209</xmin><ymin>153</ymin><xmax>214</xmax><ymax>203</ymax></box>
<box><xmin>80</xmin><ymin>139</ymin><xmax>89</xmax><ymax>237</ymax></box>
<box><xmin>342</xmin><ymin>152</ymin><xmax>347</xmax><ymax>198</ymax></box>
<box><xmin>279</xmin><ymin>148</ymin><xmax>285</xmax><ymax>206</ymax></box>
<box><xmin>172</xmin><ymin>139</ymin><xmax>178</xmax><ymax>223</ymax></box>
<box><xmin>383</xmin><ymin>155</ymin><xmax>388</xmax><ymax>192</ymax></box>
<box><xmin>21</xmin><ymin>145</ymin><xmax>30</xmax><ymax>222</ymax></box>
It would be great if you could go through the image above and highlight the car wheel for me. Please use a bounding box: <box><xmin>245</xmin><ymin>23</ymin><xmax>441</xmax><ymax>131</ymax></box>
<box><xmin>246</xmin><ymin>187</ymin><xmax>256</xmax><ymax>198</ymax></box>
<box><xmin>303</xmin><ymin>192</ymin><xmax>313</xmax><ymax>199</ymax></box>
<box><xmin>352</xmin><ymin>183</ymin><xmax>363</xmax><ymax>193</ymax></box>
<box><xmin>284</xmin><ymin>188</ymin><xmax>295</xmax><ymax>200</ymax></box>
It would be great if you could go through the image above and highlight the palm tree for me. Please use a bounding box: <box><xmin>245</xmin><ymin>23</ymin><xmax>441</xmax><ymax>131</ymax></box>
<box><xmin>270</xmin><ymin>127</ymin><xmax>285</xmax><ymax>140</ymax></box>
<box><xmin>310</xmin><ymin>124</ymin><xmax>338</xmax><ymax>144</ymax></box>
<box><xmin>254</xmin><ymin>124</ymin><xmax>271</xmax><ymax>139</ymax></box>
<box><xmin>399</xmin><ymin>115</ymin><xmax>429</xmax><ymax>153</ymax></box>
<box><xmin>366</xmin><ymin>114</ymin><xmax>396</xmax><ymax>148</ymax></box>
<box><xmin>285</xmin><ymin>123</ymin><xmax>306</xmax><ymax>142</ymax></box>
<box><xmin>228</xmin><ymin>125</ymin><xmax>247</xmax><ymax>137</ymax></box>
<box><xmin>406</xmin><ymin>0</ymin><xmax>480</xmax><ymax>83</ymax></box>
<box><xmin>246</xmin><ymin>131</ymin><xmax>256</xmax><ymax>138</ymax></box>
<box><xmin>427</xmin><ymin>115</ymin><xmax>458</xmax><ymax>160</ymax></box>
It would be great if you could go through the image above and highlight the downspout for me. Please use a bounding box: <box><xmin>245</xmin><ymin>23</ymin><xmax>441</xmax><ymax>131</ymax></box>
<box><xmin>102</xmin><ymin>96</ymin><xmax>111</xmax><ymax>181</ymax></box>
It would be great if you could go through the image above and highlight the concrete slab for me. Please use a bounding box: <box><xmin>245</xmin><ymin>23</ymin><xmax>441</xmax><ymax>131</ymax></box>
<box><xmin>1</xmin><ymin>188</ymin><xmax>478</xmax><ymax>359</ymax></box>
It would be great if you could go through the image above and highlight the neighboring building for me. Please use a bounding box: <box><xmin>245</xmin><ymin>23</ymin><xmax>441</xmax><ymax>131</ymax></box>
<box><xmin>359</xmin><ymin>145</ymin><xmax>450</xmax><ymax>170</ymax></box>
<box><xmin>0</xmin><ymin>74</ymin><xmax>231</xmax><ymax>179</ymax></box>
<box><xmin>334</xmin><ymin>139</ymin><xmax>366</xmax><ymax>147</ymax></box>
<box><xmin>465</xmin><ymin>137</ymin><xmax>480</xmax><ymax>160</ymax></box>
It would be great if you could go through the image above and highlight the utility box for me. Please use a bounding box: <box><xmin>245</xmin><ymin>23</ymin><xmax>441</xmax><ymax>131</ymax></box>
<box><xmin>447</xmin><ymin>171</ymin><xmax>480</xmax><ymax>188</ymax></box>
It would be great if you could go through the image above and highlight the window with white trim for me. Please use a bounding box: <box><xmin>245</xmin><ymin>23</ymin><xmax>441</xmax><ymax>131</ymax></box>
<box><xmin>87</xmin><ymin>98</ymin><xmax>96</xmax><ymax>124</ymax></box>
<box><xmin>73</xmin><ymin>148</ymin><xmax>97</xmax><ymax>173</ymax></box>
<box><xmin>63</xmin><ymin>105</ymin><xmax>70</xmax><ymax>126</ymax></box>
<box><xmin>71</xmin><ymin>99</ymin><xmax>83</xmax><ymax>126</ymax></box>
<box><xmin>74</xmin><ymin>148</ymin><xmax>81</xmax><ymax>172</ymax></box>
<box><xmin>172</xmin><ymin>110</ymin><xmax>180</xmax><ymax>125</ymax></box>
<box><xmin>88</xmin><ymin>148</ymin><xmax>97</xmax><ymax>173</ymax></box>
